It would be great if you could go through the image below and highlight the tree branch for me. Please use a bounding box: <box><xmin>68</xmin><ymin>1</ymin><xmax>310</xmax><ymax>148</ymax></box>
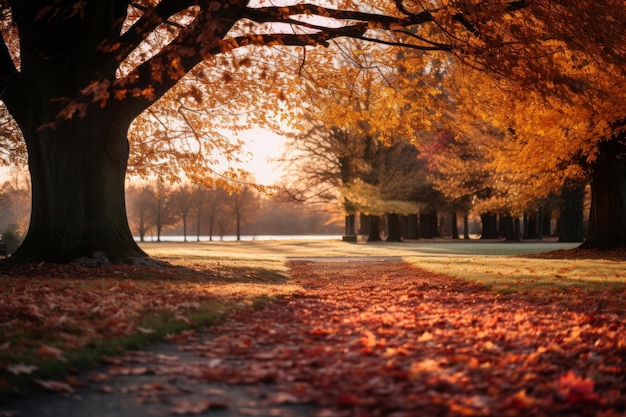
<box><xmin>0</xmin><ymin>32</ymin><xmax>18</xmax><ymax>103</ymax></box>
<box><xmin>98</xmin><ymin>0</ymin><xmax>197</xmax><ymax>73</ymax></box>
<box><xmin>244</xmin><ymin>3</ymin><xmax>436</xmax><ymax>31</ymax></box>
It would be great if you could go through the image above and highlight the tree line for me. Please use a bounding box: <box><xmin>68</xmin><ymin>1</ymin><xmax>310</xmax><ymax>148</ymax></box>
<box><xmin>126</xmin><ymin>181</ymin><xmax>340</xmax><ymax>242</ymax></box>
<box><xmin>277</xmin><ymin>46</ymin><xmax>590</xmax><ymax>244</ymax></box>
<box><xmin>0</xmin><ymin>177</ymin><xmax>341</xmax><ymax>253</ymax></box>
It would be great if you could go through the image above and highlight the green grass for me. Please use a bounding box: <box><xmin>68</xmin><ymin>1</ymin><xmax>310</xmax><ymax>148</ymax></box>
<box><xmin>404</xmin><ymin>255</ymin><xmax>626</xmax><ymax>293</ymax></box>
<box><xmin>139</xmin><ymin>239</ymin><xmax>625</xmax><ymax>293</ymax></box>
<box><xmin>139</xmin><ymin>238</ymin><xmax>582</xmax><ymax>258</ymax></box>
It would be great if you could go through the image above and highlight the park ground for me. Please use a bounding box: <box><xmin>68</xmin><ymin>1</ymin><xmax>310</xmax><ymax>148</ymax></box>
<box><xmin>0</xmin><ymin>239</ymin><xmax>625</xmax><ymax>416</ymax></box>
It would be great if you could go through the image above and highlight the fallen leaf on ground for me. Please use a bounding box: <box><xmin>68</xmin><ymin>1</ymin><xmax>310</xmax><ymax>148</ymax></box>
<box><xmin>34</xmin><ymin>379</ymin><xmax>74</xmax><ymax>394</ymax></box>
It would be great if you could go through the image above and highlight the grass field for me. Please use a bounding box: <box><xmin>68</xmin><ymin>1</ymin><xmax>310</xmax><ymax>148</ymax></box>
<box><xmin>140</xmin><ymin>238</ymin><xmax>625</xmax><ymax>292</ymax></box>
<box><xmin>140</xmin><ymin>238</ymin><xmax>581</xmax><ymax>259</ymax></box>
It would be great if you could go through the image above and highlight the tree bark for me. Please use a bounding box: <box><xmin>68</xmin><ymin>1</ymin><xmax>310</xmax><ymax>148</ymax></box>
<box><xmin>480</xmin><ymin>213</ymin><xmax>499</xmax><ymax>239</ymax></box>
<box><xmin>559</xmin><ymin>185</ymin><xmax>585</xmax><ymax>243</ymax></box>
<box><xmin>419</xmin><ymin>211</ymin><xmax>439</xmax><ymax>239</ymax></box>
<box><xmin>463</xmin><ymin>213</ymin><xmax>470</xmax><ymax>239</ymax></box>
<box><xmin>367</xmin><ymin>215</ymin><xmax>382</xmax><ymax>242</ymax></box>
<box><xmin>342</xmin><ymin>214</ymin><xmax>357</xmax><ymax>242</ymax></box>
<box><xmin>500</xmin><ymin>215</ymin><xmax>520</xmax><ymax>241</ymax></box>
<box><xmin>404</xmin><ymin>214</ymin><xmax>419</xmax><ymax>239</ymax></box>
<box><xmin>450</xmin><ymin>210</ymin><xmax>460</xmax><ymax>240</ymax></box>
<box><xmin>182</xmin><ymin>213</ymin><xmax>188</xmax><ymax>242</ymax></box>
<box><xmin>581</xmin><ymin>137</ymin><xmax>626</xmax><ymax>248</ymax></box>
<box><xmin>385</xmin><ymin>213</ymin><xmax>403</xmax><ymax>242</ymax></box>
<box><xmin>10</xmin><ymin>112</ymin><xmax>146</xmax><ymax>263</ymax></box>
<box><xmin>358</xmin><ymin>214</ymin><xmax>370</xmax><ymax>235</ymax></box>
<box><xmin>524</xmin><ymin>212</ymin><xmax>537</xmax><ymax>239</ymax></box>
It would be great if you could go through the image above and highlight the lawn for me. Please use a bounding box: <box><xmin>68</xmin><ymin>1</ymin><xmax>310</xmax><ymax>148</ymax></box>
<box><xmin>140</xmin><ymin>238</ymin><xmax>624</xmax><ymax>292</ymax></box>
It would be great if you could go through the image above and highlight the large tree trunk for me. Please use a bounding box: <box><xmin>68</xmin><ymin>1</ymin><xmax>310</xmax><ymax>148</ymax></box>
<box><xmin>385</xmin><ymin>213</ymin><xmax>403</xmax><ymax>242</ymax></box>
<box><xmin>559</xmin><ymin>185</ymin><xmax>585</xmax><ymax>243</ymax></box>
<box><xmin>581</xmin><ymin>138</ymin><xmax>626</xmax><ymax>248</ymax></box>
<box><xmin>480</xmin><ymin>213</ymin><xmax>499</xmax><ymax>239</ymax></box>
<box><xmin>450</xmin><ymin>210</ymin><xmax>460</xmax><ymax>240</ymax></box>
<box><xmin>9</xmin><ymin>112</ymin><xmax>147</xmax><ymax>264</ymax></box>
<box><xmin>367</xmin><ymin>215</ymin><xmax>382</xmax><ymax>242</ymax></box>
<box><xmin>342</xmin><ymin>214</ymin><xmax>357</xmax><ymax>242</ymax></box>
<box><xmin>500</xmin><ymin>215</ymin><xmax>520</xmax><ymax>241</ymax></box>
<box><xmin>419</xmin><ymin>210</ymin><xmax>439</xmax><ymax>239</ymax></box>
<box><xmin>463</xmin><ymin>213</ymin><xmax>470</xmax><ymax>239</ymax></box>
<box><xmin>404</xmin><ymin>214</ymin><xmax>419</xmax><ymax>239</ymax></box>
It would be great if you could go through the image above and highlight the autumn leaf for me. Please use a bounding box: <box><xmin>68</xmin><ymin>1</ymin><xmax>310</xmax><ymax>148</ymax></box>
<box><xmin>556</xmin><ymin>371</ymin><xmax>599</xmax><ymax>403</ymax></box>
<box><xmin>417</xmin><ymin>331</ymin><xmax>434</xmax><ymax>342</ymax></box>
<box><xmin>136</xmin><ymin>326</ymin><xmax>155</xmax><ymax>334</ymax></box>
<box><xmin>268</xmin><ymin>392</ymin><xmax>300</xmax><ymax>405</ymax></box>
<box><xmin>34</xmin><ymin>379</ymin><xmax>74</xmax><ymax>394</ymax></box>
<box><xmin>36</xmin><ymin>344</ymin><xmax>65</xmax><ymax>361</ymax></box>
<box><xmin>6</xmin><ymin>364</ymin><xmax>38</xmax><ymax>375</ymax></box>
<box><xmin>508</xmin><ymin>389</ymin><xmax>537</xmax><ymax>409</ymax></box>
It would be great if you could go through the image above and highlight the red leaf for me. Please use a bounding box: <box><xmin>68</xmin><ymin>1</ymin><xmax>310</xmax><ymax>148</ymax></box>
<box><xmin>36</xmin><ymin>344</ymin><xmax>65</xmax><ymax>361</ymax></box>
<box><xmin>557</xmin><ymin>371</ymin><xmax>598</xmax><ymax>402</ymax></box>
<box><xmin>170</xmin><ymin>399</ymin><xmax>212</xmax><ymax>415</ymax></box>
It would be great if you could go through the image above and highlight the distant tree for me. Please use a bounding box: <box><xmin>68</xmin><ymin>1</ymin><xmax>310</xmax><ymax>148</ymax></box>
<box><xmin>0</xmin><ymin>179</ymin><xmax>30</xmax><ymax>251</ymax></box>
<box><xmin>280</xmin><ymin>47</ymin><xmax>443</xmax><ymax>240</ymax></box>
<box><xmin>558</xmin><ymin>185</ymin><xmax>586</xmax><ymax>243</ymax></box>
<box><xmin>169</xmin><ymin>184</ymin><xmax>194</xmax><ymax>242</ymax></box>
<box><xmin>126</xmin><ymin>184</ymin><xmax>156</xmax><ymax>242</ymax></box>
<box><xmin>225</xmin><ymin>185</ymin><xmax>260</xmax><ymax>241</ymax></box>
<box><xmin>189</xmin><ymin>185</ymin><xmax>208</xmax><ymax>241</ymax></box>
<box><xmin>245</xmin><ymin>197</ymin><xmax>341</xmax><ymax>236</ymax></box>
<box><xmin>0</xmin><ymin>107</ymin><xmax>26</xmax><ymax>170</ymax></box>
<box><xmin>153</xmin><ymin>181</ymin><xmax>178</xmax><ymax>242</ymax></box>
<box><xmin>203</xmin><ymin>187</ymin><xmax>229</xmax><ymax>241</ymax></box>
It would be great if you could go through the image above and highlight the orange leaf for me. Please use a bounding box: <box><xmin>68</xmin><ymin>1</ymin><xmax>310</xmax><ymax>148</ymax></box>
<box><xmin>557</xmin><ymin>371</ymin><xmax>598</xmax><ymax>402</ymax></box>
<box><xmin>36</xmin><ymin>344</ymin><xmax>64</xmax><ymax>360</ymax></box>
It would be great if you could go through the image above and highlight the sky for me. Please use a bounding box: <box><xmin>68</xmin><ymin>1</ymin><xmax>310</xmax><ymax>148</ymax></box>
<box><xmin>0</xmin><ymin>128</ymin><xmax>288</xmax><ymax>187</ymax></box>
<box><xmin>233</xmin><ymin>128</ymin><xmax>287</xmax><ymax>185</ymax></box>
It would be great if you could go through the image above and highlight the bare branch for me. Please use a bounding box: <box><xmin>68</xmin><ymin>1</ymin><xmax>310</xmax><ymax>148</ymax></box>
<box><xmin>0</xmin><ymin>32</ymin><xmax>18</xmax><ymax>101</ymax></box>
<box><xmin>99</xmin><ymin>0</ymin><xmax>197</xmax><ymax>71</ymax></box>
<box><xmin>244</xmin><ymin>3</ymin><xmax>435</xmax><ymax>28</ymax></box>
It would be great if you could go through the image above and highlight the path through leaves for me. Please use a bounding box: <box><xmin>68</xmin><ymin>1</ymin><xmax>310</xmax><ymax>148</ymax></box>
<box><xmin>5</xmin><ymin>260</ymin><xmax>626</xmax><ymax>416</ymax></box>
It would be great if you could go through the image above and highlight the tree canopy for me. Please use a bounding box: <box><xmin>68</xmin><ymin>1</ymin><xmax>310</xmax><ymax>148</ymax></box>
<box><xmin>0</xmin><ymin>0</ymin><xmax>624</xmax><ymax>263</ymax></box>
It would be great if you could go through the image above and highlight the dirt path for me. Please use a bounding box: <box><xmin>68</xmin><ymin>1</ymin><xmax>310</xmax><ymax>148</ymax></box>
<box><xmin>3</xmin><ymin>260</ymin><xmax>625</xmax><ymax>416</ymax></box>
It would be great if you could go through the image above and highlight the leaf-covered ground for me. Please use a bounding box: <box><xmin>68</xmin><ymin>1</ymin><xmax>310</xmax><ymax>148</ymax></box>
<box><xmin>3</xmin><ymin>259</ymin><xmax>625</xmax><ymax>416</ymax></box>
<box><xmin>0</xmin><ymin>260</ymin><xmax>298</xmax><ymax>400</ymax></box>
